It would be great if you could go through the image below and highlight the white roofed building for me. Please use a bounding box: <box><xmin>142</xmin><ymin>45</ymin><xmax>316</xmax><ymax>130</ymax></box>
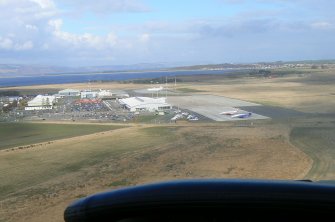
<box><xmin>119</xmin><ymin>97</ymin><xmax>171</xmax><ymax>112</ymax></box>
<box><xmin>59</xmin><ymin>89</ymin><xmax>80</xmax><ymax>97</ymax></box>
<box><xmin>25</xmin><ymin>95</ymin><xmax>56</xmax><ymax>110</ymax></box>
<box><xmin>81</xmin><ymin>91</ymin><xmax>98</xmax><ymax>99</ymax></box>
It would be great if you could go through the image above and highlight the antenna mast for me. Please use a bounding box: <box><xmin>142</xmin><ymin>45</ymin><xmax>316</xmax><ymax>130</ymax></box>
<box><xmin>165</xmin><ymin>76</ymin><xmax>167</xmax><ymax>98</ymax></box>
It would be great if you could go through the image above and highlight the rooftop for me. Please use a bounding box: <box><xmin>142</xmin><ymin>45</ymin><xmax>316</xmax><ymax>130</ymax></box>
<box><xmin>119</xmin><ymin>97</ymin><xmax>169</xmax><ymax>108</ymax></box>
<box><xmin>28</xmin><ymin>95</ymin><xmax>56</xmax><ymax>106</ymax></box>
<box><xmin>59</xmin><ymin>89</ymin><xmax>80</xmax><ymax>93</ymax></box>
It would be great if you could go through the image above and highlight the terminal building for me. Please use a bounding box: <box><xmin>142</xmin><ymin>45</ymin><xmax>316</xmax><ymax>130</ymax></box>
<box><xmin>118</xmin><ymin>97</ymin><xmax>171</xmax><ymax>112</ymax></box>
<box><xmin>25</xmin><ymin>95</ymin><xmax>56</xmax><ymax>110</ymax></box>
<box><xmin>59</xmin><ymin>89</ymin><xmax>80</xmax><ymax>97</ymax></box>
<box><xmin>81</xmin><ymin>91</ymin><xmax>98</xmax><ymax>99</ymax></box>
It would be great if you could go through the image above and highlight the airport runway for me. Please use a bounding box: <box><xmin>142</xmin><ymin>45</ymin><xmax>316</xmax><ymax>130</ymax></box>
<box><xmin>133</xmin><ymin>89</ymin><xmax>179</xmax><ymax>96</ymax></box>
<box><xmin>167</xmin><ymin>95</ymin><xmax>269</xmax><ymax>121</ymax></box>
<box><xmin>241</xmin><ymin>106</ymin><xmax>306</xmax><ymax>119</ymax></box>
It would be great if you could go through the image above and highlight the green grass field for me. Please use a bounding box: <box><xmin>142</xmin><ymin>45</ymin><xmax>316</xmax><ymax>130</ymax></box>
<box><xmin>0</xmin><ymin>126</ymin><xmax>176</xmax><ymax>199</ymax></box>
<box><xmin>290</xmin><ymin>126</ymin><xmax>335</xmax><ymax>180</ymax></box>
<box><xmin>134</xmin><ymin>115</ymin><xmax>160</xmax><ymax>123</ymax></box>
<box><xmin>0</xmin><ymin>124</ymin><xmax>314</xmax><ymax>222</ymax></box>
<box><xmin>0</xmin><ymin>123</ymin><xmax>124</xmax><ymax>150</ymax></box>
<box><xmin>177</xmin><ymin>87</ymin><xmax>205</xmax><ymax>93</ymax></box>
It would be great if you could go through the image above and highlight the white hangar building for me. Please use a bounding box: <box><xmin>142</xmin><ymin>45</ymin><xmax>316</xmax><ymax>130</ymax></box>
<box><xmin>118</xmin><ymin>97</ymin><xmax>171</xmax><ymax>112</ymax></box>
<box><xmin>25</xmin><ymin>95</ymin><xmax>56</xmax><ymax>110</ymax></box>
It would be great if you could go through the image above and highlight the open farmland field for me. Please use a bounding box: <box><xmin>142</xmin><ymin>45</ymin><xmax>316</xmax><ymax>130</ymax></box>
<box><xmin>0</xmin><ymin>124</ymin><xmax>311</xmax><ymax>222</ymax></box>
<box><xmin>0</xmin><ymin>122</ymin><xmax>124</xmax><ymax>150</ymax></box>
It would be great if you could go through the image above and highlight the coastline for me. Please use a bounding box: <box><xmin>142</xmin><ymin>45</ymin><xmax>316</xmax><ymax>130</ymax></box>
<box><xmin>0</xmin><ymin>69</ymin><xmax>235</xmax><ymax>88</ymax></box>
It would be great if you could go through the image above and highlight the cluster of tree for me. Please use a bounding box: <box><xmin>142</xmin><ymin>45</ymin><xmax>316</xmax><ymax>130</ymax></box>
<box><xmin>311</xmin><ymin>65</ymin><xmax>328</xmax><ymax>69</ymax></box>
<box><xmin>0</xmin><ymin>90</ymin><xmax>20</xmax><ymax>96</ymax></box>
<box><xmin>249</xmin><ymin>69</ymin><xmax>272</xmax><ymax>77</ymax></box>
<box><xmin>121</xmin><ymin>77</ymin><xmax>182</xmax><ymax>84</ymax></box>
<box><xmin>18</xmin><ymin>99</ymin><xmax>28</xmax><ymax>107</ymax></box>
<box><xmin>2</xmin><ymin>100</ymin><xmax>17</xmax><ymax>112</ymax></box>
<box><xmin>171</xmin><ymin>63</ymin><xmax>257</xmax><ymax>71</ymax></box>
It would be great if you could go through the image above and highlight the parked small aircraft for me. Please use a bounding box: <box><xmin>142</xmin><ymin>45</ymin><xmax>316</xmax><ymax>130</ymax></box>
<box><xmin>231</xmin><ymin>112</ymin><xmax>252</xmax><ymax>118</ymax></box>
<box><xmin>219</xmin><ymin>109</ymin><xmax>239</xmax><ymax>115</ymax></box>
<box><xmin>147</xmin><ymin>86</ymin><xmax>163</xmax><ymax>91</ymax></box>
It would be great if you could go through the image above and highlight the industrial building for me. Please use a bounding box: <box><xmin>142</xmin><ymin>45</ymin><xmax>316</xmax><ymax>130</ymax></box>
<box><xmin>25</xmin><ymin>95</ymin><xmax>56</xmax><ymax>110</ymax></box>
<box><xmin>113</xmin><ymin>93</ymin><xmax>130</xmax><ymax>99</ymax></box>
<box><xmin>81</xmin><ymin>91</ymin><xmax>98</xmax><ymax>99</ymax></box>
<box><xmin>118</xmin><ymin>97</ymin><xmax>171</xmax><ymax>112</ymax></box>
<box><xmin>59</xmin><ymin>89</ymin><xmax>80</xmax><ymax>97</ymax></box>
<box><xmin>98</xmin><ymin>90</ymin><xmax>130</xmax><ymax>100</ymax></box>
<box><xmin>97</xmin><ymin>90</ymin><xmax>113</xmax><ymax>99</ymax></box>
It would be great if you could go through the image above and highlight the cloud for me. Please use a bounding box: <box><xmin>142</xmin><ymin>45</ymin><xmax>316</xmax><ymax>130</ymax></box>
<box><xmin>30</xmin><ymin>0</ymin><xmax>55</xmax><ymax>9</ymax></box>
<box><xmin>0</xmin><ymin>1</ymin><xmax>133</xmax><ymax>51</ymax></box>
<box><xmin>15</xmin><ymin>40</ymin><xmax>34</xmax><ymax>50</ymax></box>
<box><xmin>196</xmin><ymin>18</ymin><xmax>280</xmax><ymax>38</ymax></box>
<box><xmin>0</xmin><ymin>0</ymin><xmax>334</xmax><ymax>65</ymax></box>
<box><xmin>60</xmin><ymin>0</ymin><xmax>150</xmax><ymax>15</ymax></box>
<box><xmin>47</xmin><ymin>18</ymin><xmax>128</xmax><ymax>50</ymax></box>
<box><xmin>311</xmin><ymin>21</ymin><xmax>334</xmax><ymax>30</ymax></box>
<box><xmin>0</xmin><ymin>0</ymin><xmax>58</xmax><ymax>39</ymax></box>
<box><xmin>25</xmin><ymin>24</ymin><xmax>39</xmax><ymax>31</ymax></box>
<box><xmin>106</xmin><ymin>33</ymin><xmax>118</xmax><ymax>47</ymax></box>
<box><xmin>0</xmin><ymin>0</ymin><xmax>58</xmax><ymax>20</ymax></box>
<box><xmin>139</xmin><ymin>33</ymin><xmax>150</xmax><ymax>43</ymax></box>
<box><xmin>0</xmin><ymin>36</ymin><xmax>33</xmax><ymax>51</ymax></box>
<box><xmin>0</xmin><ymin>36</ymin><xmax>13</xmax><ymax>49</ymax></box>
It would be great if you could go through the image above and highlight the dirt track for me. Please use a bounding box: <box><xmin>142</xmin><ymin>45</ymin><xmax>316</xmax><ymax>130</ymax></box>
<box><xmin>290</xmin><ymin>126</ymin><xmax>335</xmax><ymax>180</ymax></box>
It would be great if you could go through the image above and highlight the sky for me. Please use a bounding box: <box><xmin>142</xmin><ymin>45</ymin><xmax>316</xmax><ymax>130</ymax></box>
<box><xmin>0</xmin><ymin>0</ymin><xmax>334</xmax><ymax>66</ymax></box>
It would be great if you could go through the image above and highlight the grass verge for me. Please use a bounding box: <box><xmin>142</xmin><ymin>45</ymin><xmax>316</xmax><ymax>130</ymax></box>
<box><xmin>0</xmin><ymin>122</ymin><xmax>124</xmax><ymax>150</ymax></box>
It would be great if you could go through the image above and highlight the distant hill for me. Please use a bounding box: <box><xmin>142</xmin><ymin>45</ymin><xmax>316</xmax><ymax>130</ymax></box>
<box><xmin>0</xmin><ymin>63</ymin><xmax>169</xmax><ymax>77</ymax></box>
<box><xmin>168</xmin><ymin>59</ymin><xmax>335</xmax><ymax>71</ymax></box>
<box><xmin>1</xmin><ymin>60</ymin><xmax>334</xmax><ymax>77</ymax></box>
<box><xmin>0</xmin><ymin>64</ymin><xmax>76</xmax><ymax>77</ymax></box>
<box><xmin>169</xmin><ymin>63</ymin><xmax>255</xmax><ymax>70</ymax></box>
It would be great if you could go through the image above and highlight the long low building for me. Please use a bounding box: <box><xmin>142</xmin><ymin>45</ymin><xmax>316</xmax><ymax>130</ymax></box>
<box><xmin>59</xmin><ymin>89</ymin><xmax>80</xmax><ymax>97</ymax></box>
<box><xmin>119</xmin><ymin>97</ymin><xmax>171</xmax><ymax>112</ymax></box>
<box><xmin>25</xmin><ymin>95</ymin><xmax>56</xmax><ymax>110</ymax></box>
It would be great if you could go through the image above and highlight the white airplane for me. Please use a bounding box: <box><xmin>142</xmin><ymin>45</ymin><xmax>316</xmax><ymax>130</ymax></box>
<box><xmin>147</xmin><ymin>86</ymin><xmax>163</xmax><ymax>91</ymax></box>
<box><xmin>231</xmin><ymin>112</ymin><xmax>252</xmax><ymax>118</ymax></box>
<box><xmin>219</xmin><ymin>109</ymin><xmax>239</xmax><ymax>115</ymax></box>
